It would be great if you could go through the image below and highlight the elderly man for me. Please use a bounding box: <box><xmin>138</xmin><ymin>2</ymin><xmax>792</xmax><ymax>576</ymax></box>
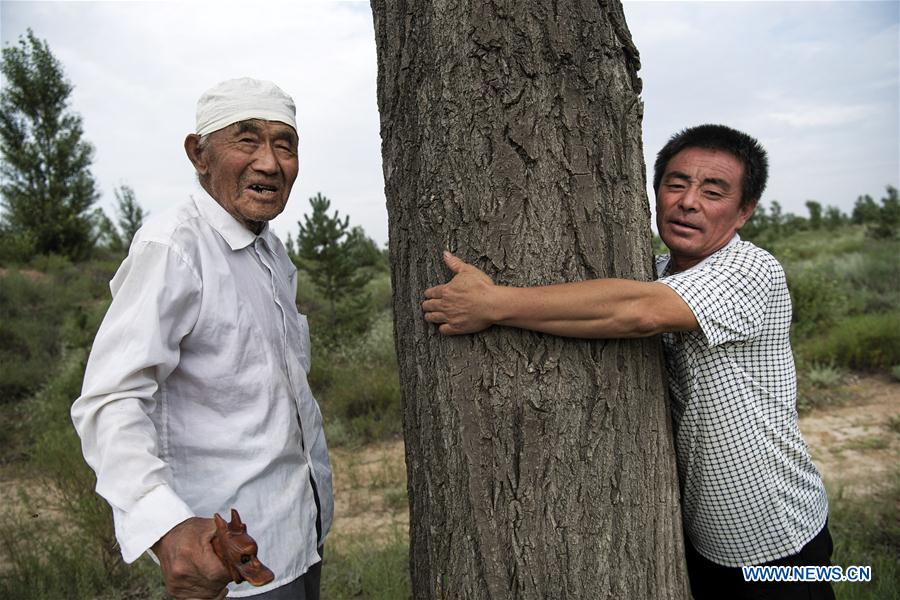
<box><xmin>72</xmin><ymin>78</ymin><xmax>332</xmax><ymax>600</ymax></box>
<box><xmin>422</xmin><ymin>124</ymin><xmax>833</xmax><ymax>600</ymax></box>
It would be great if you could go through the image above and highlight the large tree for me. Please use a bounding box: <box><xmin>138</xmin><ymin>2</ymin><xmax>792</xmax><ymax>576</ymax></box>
<box><xmin>372</xmin><ymin>1</ymin><xmax>688</xmax><ymax>598</ymax></box>
<box><xmin>0</xmin><ymin>29</ymin><xmax>98</xmax><ymax>260</ymax></box>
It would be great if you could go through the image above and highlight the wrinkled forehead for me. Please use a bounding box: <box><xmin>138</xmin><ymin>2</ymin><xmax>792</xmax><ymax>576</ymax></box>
<box><xmin>665</xmin><ymin>147</ymin><xmax>745</xmax><ymax>178</ymax></box>
<box><xmin>213</xmin><ymin>119</ymin><xmax>299</xmax><ymax>144</ymax></box>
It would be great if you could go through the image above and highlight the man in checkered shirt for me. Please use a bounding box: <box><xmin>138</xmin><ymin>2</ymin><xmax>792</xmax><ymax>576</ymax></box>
<box><xmin>422</xmin><ymin>124</ymin><xmax>833</xmax><ymax>599</ymax></box>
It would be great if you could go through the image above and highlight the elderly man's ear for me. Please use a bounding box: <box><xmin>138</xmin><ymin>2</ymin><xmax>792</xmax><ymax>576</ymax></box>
<box><xmin>184</xmin><ymin>134</ymin><xmax>209</xmax><ymax>176</ymax></box>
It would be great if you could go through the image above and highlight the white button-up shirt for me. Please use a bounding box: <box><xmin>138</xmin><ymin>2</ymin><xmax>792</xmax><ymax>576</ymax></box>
<box><xmin>71</xmin><ymin>191</ymin><xmax>333</xmax><ymax>597</ymax></box>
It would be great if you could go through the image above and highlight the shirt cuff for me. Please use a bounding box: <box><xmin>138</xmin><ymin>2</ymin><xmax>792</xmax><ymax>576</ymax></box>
<box><xmin>113</xmin><ymin>485</ymin><xmax>195</xmax><ymax>563</ymax></box>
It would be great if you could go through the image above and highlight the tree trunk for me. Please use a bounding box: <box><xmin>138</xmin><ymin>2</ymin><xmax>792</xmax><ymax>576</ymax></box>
<box><xmin>371</xmin><ymin>1</ymin><xmax>688</xmax><ymax>597</ymax></box>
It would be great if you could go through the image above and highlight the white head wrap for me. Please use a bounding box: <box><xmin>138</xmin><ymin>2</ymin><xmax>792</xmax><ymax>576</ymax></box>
<box><xmin>195</xmin><ymin>77</ymin><xmax>297</xmax><ymax>136</ymax></box>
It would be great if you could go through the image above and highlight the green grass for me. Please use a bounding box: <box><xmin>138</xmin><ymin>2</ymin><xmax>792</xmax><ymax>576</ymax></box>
<box><xmin>0</xmin><ymin>349</ymin><xmax>163</xmax><ymax>599</ymax></box>
<box><xmin>321</xmin><ymin>528</ymin><xmax>410</xmax><ymax>600</ymax></box>
<box><xmin>840</xmin><ymin>436</ymin><xmax>890</xmax><ymax>452</ymax></box>
<box><xmin>765</xmin><ymin>225</ymin><xmax>868</xmax><ymax>263</ymax></box>
<box><xmin>829</xmin><ymin>473</ymin><xmax>900</xmax><ymax>600</ymax></box>
<box><xmin>797</xmin><ymin>312</ymin><xmax>900</xmax><ymax>371</ymax></box>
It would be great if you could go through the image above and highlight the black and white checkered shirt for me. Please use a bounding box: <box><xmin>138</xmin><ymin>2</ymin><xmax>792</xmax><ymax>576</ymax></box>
<box><xmin>656</xmin><ymin>235</ymin><xmax>829</xmax><ymax>567</ymax></box>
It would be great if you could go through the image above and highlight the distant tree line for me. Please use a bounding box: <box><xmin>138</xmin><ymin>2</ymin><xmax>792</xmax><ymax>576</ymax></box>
<box><xmin>741</xmin><ymin>186</ymin><xmax>899</xmax><ymax>244</ymax></box>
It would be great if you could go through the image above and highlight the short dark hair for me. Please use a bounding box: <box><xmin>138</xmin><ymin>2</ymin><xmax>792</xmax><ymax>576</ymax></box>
<box><xmin>653</xmin><ymin>124</ymin><xmax>768</xmax><ymax>208</ymax></box>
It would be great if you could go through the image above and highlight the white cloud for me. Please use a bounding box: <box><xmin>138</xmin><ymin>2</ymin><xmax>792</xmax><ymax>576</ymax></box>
<box><xmin>766</xmin><ymin>104</ymin><xmax>874</xmax><ymax>128</ymax></box>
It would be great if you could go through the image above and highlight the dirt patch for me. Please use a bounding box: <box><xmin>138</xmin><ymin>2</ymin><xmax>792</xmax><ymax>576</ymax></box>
<box><xmin>799</xmin><ymin>374</ymin><xmax>900</xmax><ymax>498</ymax></box>
<box><xmin>0</xmin><ymin>267</ymin><xmax>46</xmax><ymax>281</ymax></box>
<box><xmin>0</xmin><ymin>463</ymin><xmax>68</xmax><ymax>523</ymax></box>
<box><xmin>329</xmin><ymin>439</ymin><xmax>408</xmax><ymax>547</ymax></box>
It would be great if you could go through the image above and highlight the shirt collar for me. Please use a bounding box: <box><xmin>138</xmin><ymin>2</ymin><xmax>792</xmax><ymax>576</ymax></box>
<box><xmin>193</xmin><ymin>190</ymin><xmax>277</xmax><ymax>252</ymax></box>
<box><xmin>660</xmin><ymin>233</ymin><xmax>741</xmax><ymax>277</ymax></box>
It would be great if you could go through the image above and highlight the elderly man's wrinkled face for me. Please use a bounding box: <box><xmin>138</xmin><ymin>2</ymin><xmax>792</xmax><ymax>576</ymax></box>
<box><xmin>187</xmin><ymin>119</ymin><xmax>299</xmax><ymax>233</ymax></box>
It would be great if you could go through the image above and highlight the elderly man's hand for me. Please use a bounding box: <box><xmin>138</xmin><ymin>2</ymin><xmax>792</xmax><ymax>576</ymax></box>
<box><xmin>423</xmin><ymin>251</ymin><xmax>498</xmax><ymax>335</ymax></box>
<box><xmin>152</xmin><ymin>517</ymin><xmax>232</xmax><ymax>600</ymax></box>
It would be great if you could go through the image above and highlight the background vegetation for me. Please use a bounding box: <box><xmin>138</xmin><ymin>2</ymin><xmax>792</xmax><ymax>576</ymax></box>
<box><xmin>1</xmin><ymin>30</ymin><xmax>897</xmax><ymax>600</ymax></box>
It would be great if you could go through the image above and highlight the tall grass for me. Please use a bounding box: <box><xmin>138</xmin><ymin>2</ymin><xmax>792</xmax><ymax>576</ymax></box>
<box><xmin>311</xmin><ymin>311</ymin><xmax>402</xmax><ymax>445</ymax></box>
<box><xmin>782</xmin><ymin>231</ymin><xmax>899</xmax><ymax>372</ymax></box>
<box><xmin>797</xmin><ymin>312</ymin><xmax>900</xmax><ymax>371</ymax></box>
<box><xmin>0</xmin><ymin>256</ymin><xmax>116</xmax><ymax>403</ymax></box>
<box><xmin>0</xmin><ymin>349</ymin><xmax>163</xmax><ymax>599</ymax></box>
<box><xmin>829</xmin><ymin>473</ymin><xmax>900</xmax><ymax>599</ymax></box>
<box><xmin>321</xmin><ymin>528</ymin><xmax>411</xmax><ymax>599</ymax></box>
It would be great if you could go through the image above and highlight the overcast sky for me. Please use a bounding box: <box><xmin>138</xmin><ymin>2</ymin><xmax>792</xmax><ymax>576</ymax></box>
<box><xmin>2</xmin><ymin>0</ymin><xmax>897</xmax><ymax>246</ymax></box>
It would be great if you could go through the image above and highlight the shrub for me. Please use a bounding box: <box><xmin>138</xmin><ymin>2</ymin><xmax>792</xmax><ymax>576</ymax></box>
<box><xmin>795</xmin><ymin>362</ymin><xmax>849</xmax><ymax>414</ymax></box>
<box><xmin>786</xmin><ymin>267</ymin><xmax>848</xmax><ymax>338</ymax></box>
<box><xmin>841</xmin><ymin>242</ymin><xmax>900</xmax><ymax>314</ymax></box>
<box><xmin>797</xmin><ymin>312</ymin><xmax>900</xmax><ymax>371</ymax></box>
<box><xmin>805</xmin><ymin>363</ymin><xmax>845</xmax><ymax>388</ymax></box>
<box><xmin>0</xmin><ymin>259</ymin><xmax>114</xmax><ymax>403</ymax></box>
<box><xmin>310</xmin><ymin>311</ymin><xmax>401</xmax><ymax>445</ymax></box>
<box><xmin>0</xmin><ymin>227</ymin><xmax>37</xmax><ymax>264</ymax></box>
<box><xmin>0</xmin><ymin>271</ymin><xmax>67</xmax><ymax>402</ymax></box>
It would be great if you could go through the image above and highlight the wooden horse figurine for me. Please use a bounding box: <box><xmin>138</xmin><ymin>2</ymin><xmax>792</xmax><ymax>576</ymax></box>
<box><xmin>210</xmin><ymin>508</ymin><xmax>275</xmax><ymax>586</ymax></box>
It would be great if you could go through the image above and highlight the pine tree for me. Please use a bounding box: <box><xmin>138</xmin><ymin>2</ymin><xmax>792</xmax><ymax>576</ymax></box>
<box><xmin>0</xmin><ymin>29</ymin><xmax>99</xmax><ymax>260</ymax></box>
<box><xmin>296</xmin><ymin>192</ymin><xmax>371</xmax><ymax>333</ymax></box>
<box><xmin>90</xmin><ymin>207</ymin><xmax>120</xmax><ymax>252</ymax></box>
<box><xmin>114</xmin><ymin>184</ymin><xmax>145</xmax><ymax>249</ymax></box>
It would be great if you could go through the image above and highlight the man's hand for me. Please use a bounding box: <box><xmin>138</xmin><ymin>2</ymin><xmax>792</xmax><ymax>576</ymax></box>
<box><xmin>152</xmin><ymin>517</ymin><xmax>232</xmax><ymax>600</ymax></box>
<box><xmin>422</xmin><ymin>251</ymin><xmax>497</xmax><ymax>335</ymax></box>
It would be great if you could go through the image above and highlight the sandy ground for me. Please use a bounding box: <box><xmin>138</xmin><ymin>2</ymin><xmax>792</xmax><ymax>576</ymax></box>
<box><xmin>329</xmin><ymin>440</ymin><xmax>409</xmax><ymax>548</ymax></box>
<box><xmin>799</xmin><ymin>374</ymin><xmax>900</xmax><ymax>498</ymax></box>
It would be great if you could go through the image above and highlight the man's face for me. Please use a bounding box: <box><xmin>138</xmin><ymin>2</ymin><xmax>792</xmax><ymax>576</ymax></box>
<box><xmin>655</xmin><ymin>147</ymin><xmax>755</xmax><ymax>272</ymax></box>
<box><xmin>189</xmin><ymin>119</ymin><xmax>299</xmax><ymax>232</ymax></box>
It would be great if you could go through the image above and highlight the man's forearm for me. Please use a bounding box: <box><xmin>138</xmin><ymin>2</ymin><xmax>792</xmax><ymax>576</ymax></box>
<box><xmin>423</xmin><ymin>252</ymin><xmax>698</xmax><ymax>338</ymax></box>
<box><xmin>489</xmin><ymin>279</ymin><xmax>691</xmax><ymax>338</ymax></box>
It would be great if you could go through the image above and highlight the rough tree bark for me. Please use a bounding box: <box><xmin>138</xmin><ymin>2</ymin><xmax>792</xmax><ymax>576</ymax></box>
<box><xmin>371</xmin><ymin>1</ymin><xmax>688</xmax><ymax>598</ymax></box>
